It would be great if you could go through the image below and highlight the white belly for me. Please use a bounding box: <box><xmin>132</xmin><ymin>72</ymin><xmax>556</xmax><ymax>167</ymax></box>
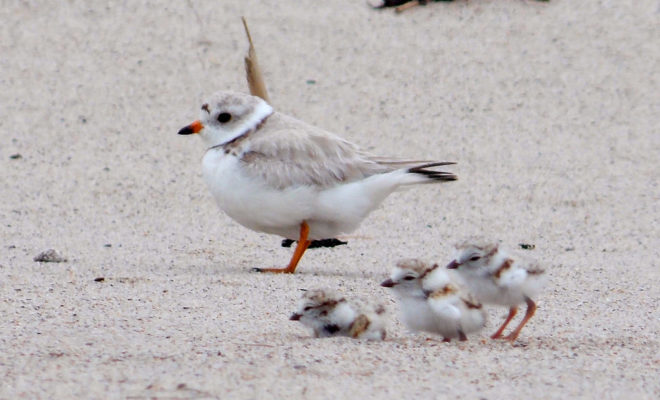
<box><xmin>398</xmin><ymin>297</ymin><xmax>448</xmax><ymax>335</ymax></box>
<box><xmin>463</xmin><ymin>275</ymin><xmax>526</xmax><ymax>306</ymax></box>
<box><xmin>202</xmin><ymin>152</ymin><xmax>308</xmax><ymax>238</ymax></box>
<box><xmin>202</xmin><ymin>151</ymin><xmax>380</xmax><ymax>239</ymax></box>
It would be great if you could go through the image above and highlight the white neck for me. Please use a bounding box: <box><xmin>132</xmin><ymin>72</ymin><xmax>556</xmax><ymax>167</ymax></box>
<box><xmin>237</xmin><ymin>100</ymin><xmax>273</xmax><ymax>139</ymax></box>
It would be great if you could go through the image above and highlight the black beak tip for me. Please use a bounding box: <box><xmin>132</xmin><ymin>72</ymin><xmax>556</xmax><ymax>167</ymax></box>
<box><xmin>380</xmin><ymin>279</ymin><xmax>395</xmax><ymax>288</ymax></box>
<box><xmin>178</xmin><ymin>126</ymin><xmax>194</xmax><ymax>135</ymax></box>
<box><xmin>289</xmin><ymin>313</ymin><xmax>301</xmax><ymax>321</ymax></box>
<box><xmin>446</xmin><ymin>260</ymin><xmax>460</xmax><ymax>269</ymax></box>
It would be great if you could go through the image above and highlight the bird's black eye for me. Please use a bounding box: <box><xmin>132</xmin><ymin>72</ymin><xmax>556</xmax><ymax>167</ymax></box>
<box><xmin>469</xmin><ymin>255</ymin><xmax>481</xmax><ymax>262</ymax></box>
<box><xmin>217</xmin><ymin>112</ymin><xmax>232</xmax><ymax>123</ymax></box>
<box><xmin>403</xmin><ymin>276</ymin><xmax>415</xmax><ymax>281</ymax></box>
<box><xmin>304</xmin><ymin>306</ymin><xmax>313</xmax><ymax>311</ymax></box>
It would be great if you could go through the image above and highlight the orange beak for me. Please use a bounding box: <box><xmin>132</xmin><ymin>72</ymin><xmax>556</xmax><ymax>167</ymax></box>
<box><xmin>178</xmin><ymin>120</ymin><xmax>203</xmax><ymax>135</ymax></box>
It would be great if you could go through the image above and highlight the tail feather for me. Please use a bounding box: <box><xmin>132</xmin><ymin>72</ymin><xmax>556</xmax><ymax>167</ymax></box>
<box><xmin>408</xmin><ymin>162</ymin><xmax>457</xmax><ymax>182</ymax></box>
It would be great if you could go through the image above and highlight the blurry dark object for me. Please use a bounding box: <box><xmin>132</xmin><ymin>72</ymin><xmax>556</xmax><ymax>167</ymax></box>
<box><xmin>369</xmin><ymin>0</ymin><xmax>455</xmax><ymax>13</ymax></box>
<box><xmin>282</xmin><ymin>238</ymin><xmax>348</xmax><ymax>249</ymax></box>
<box><xmin>370</xmin><ymin>0</ymin><xmax>548</xmax><ymax>13</ymax></box>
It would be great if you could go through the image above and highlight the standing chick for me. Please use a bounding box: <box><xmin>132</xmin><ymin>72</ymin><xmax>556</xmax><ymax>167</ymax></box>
<box><xmin>381</xmin><ymin>259</ymin><xmax>486</xmax><ymax>341</ymax></box>
<box><xmin>446</xmin><ymin>240</ymin><xmax>546</xmax><ymax>341</ymax></box>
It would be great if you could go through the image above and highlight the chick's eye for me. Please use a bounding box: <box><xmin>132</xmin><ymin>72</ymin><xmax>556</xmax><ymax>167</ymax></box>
<box><xmin>403</xmin><ymin>276</ymin><xmax>415</xmax><ymax>281</ymax></box>
<box><xmin>469</xmin><ymin>255</ymin><xmax>481</xmax><ymax>262</ymax></box>
<box><xmin>217</xmin><ymin>112</ymin><xmax>232</xmax><ymax>123</ymax></box>
<box><xmin>303</xmin><ymin>306</ymin><xmax>313</xmax><ymax>311</ymax></box>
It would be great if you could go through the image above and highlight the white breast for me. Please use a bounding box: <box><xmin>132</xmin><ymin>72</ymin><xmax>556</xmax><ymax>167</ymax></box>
<box><xmin>201</xmin><ymin>150</ymin><xmax>316</xmax><ymax>238</ymax></box>
<box><xmin>397</xmin><ymin>297</ymin><xmax>442</xmax><ymax>334</ymax></box>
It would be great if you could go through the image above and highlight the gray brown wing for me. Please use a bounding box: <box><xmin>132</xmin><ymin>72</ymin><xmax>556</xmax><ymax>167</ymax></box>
<box><xmin>239</xmin><ymin>124</ymin><xmax>391</xmax><ymax>190</ymax></box>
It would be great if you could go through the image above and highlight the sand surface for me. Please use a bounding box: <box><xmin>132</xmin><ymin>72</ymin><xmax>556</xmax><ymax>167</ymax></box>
<box><xmin>1</xmin><ymin>1</ymin><xmax>659</xmax><ymax>398</ymax></box>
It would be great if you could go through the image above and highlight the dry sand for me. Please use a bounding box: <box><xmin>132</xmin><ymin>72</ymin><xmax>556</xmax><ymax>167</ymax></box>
<box><xmin>1</xmin><ymin>1</ymin><xmax>658</xmax><ymax>398</ymax></box>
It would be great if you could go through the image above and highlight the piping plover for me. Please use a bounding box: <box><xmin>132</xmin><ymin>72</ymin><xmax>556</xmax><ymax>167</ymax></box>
<box><xmin>381</xmin><ymin>259</ymin><xmax>486</xmax><ymax>341</ymax></box>
<box><xmin>446</xmin><ymin>240</ymin><xmax>546</xmax><ymax>342</ymax></box>
<box><xmin>178</xmin><ymin>91</ymin><xmax>456</xmax><ymax>273</ymax></box>
<box><xmin>290</xmin><ymin>289</ymin><xmax>386</xmax><ymax>340</ymax></box>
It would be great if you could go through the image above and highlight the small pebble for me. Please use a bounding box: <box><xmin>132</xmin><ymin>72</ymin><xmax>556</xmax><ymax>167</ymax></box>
<box><xmin>10</xmin><ymin>153</ymin><xmax>22</xmax><ymax>159</ymax></box>
<box><xmin>33</xmin><ymin>249</ymin><xmax>68</xmax><ymax>263</ymax></box>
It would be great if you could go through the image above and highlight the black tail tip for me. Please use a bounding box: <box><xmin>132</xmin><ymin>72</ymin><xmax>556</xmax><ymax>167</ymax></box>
<box><xmin>408</xmin><ymin>162</ymin><xmax>457</xmax><ymax>181</ymax></box>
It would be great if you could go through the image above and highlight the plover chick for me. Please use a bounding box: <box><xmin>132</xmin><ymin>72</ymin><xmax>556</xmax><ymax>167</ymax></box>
<box><xmin>290</xmin><ymin>289</ymin><xmax>386</xmax><ymax>340</ymax></box>
<box><xmin>178</xmin><ymin>91</ymin><xmax>456</xmax><ymax>273</ymax></box>
<box><xmin>447</xmin><ymin>240</ymin><xmax>546</xmax><ymax>341</ymax></box>
<box><xmin>381</xmin><ymin>259</ymin><xmax>486</xmax><ymax>341</ymax></box>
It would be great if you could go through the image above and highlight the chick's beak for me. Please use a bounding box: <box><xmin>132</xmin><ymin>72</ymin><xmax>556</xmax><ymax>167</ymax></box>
<box><xmin>289</xmin><ymin>313</ymin><xmax>302</xmax><ymax>321</ymax></box>
<box><xmin>380</xmin><ymin>279</ymin><xmax>396</xmax><ymax>288</ymax></box>
<box><xmin>446</xmin><ymin>260</ymin><xmax>460</xmax><ymax>269</ymax></box>
<box><xmin>178</xmin><ymin>120</ymin><xmax>203</xmax><ymax>135</ymax></box>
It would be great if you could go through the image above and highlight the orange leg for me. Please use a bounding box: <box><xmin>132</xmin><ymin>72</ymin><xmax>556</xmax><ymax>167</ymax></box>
<box><xmin>491</xmin><ymin>306</ymin><xmax>518</xmax><ymax>339</ymax></box>
<box><xmin>505</xmin><ymin>297</ymin><xmax>536</xmax><ymax>342</ymax></box>
<box><xmin>254</xmin><ymin>222</ymin><xmax>311</xmax><ymax>274</ymax></box>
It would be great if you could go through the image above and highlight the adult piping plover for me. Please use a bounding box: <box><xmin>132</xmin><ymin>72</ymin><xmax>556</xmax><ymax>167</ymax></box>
<box><xmin>289</xmin><ymin>289</ymin><xmax>386</xmax><ymax>340</ymax></box>
<box><xmin>446</xmin><ymin>240</ymin><xmax>546</xmax><ymax>341</ymax></box>
<box><xmin>381</xmin><ymin>259</ymin><xmax>486</xmax><ymax>341</ymax></box>
<box><xmin>178</xmin><ymin>91</ymin><xmax>456</xmax><ymax>273</ymax></box>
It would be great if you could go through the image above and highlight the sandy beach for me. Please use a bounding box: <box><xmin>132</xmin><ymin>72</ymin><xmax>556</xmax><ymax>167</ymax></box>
<box><xmin>1</xmin><ymin>1</ymin><xmax>658</xmax><ymax>398</ymax></box>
